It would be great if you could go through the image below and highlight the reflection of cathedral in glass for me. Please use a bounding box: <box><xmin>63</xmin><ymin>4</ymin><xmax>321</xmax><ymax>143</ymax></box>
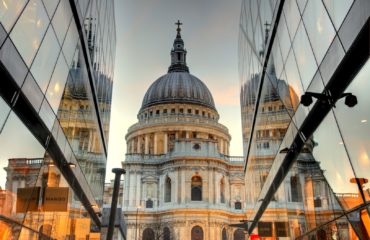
<box><xmin>122</xmin><ymin>23</ymin><xmax>246</xmax><ymax>240</ymax></box>
<box><xmin>0</xmin><ymin>1</ymin><xmax>116</xmax><ymax>239</ymax></box>
<box><xmin>239</xmin><ymin>0</ymin><xmax>370</xmax><ymax>239</ymax></box>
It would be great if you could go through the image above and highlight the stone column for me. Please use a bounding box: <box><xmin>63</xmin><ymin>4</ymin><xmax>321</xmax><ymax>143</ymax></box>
<box><xmin>154</xmin><ymin>133</ymin><xmax>158</xmax><ymax>154</ymax></box>
<box><xmin>158</xmin><ymin>175</ymin><xmax>164</xmax><ymax>207</ymax></box>
<box><xmin>137</xmin><ymin>136</ymin><xmax>142</xmax><ymax>153</ymax></box>
<box><xmin>209</xmin><ymin>169</ymin><xmax>214</xmax><ymax>204</ymax></box>
<box><xmin>186</xmin><ymin>131</ymin><xmax>190</xmax><ymax>138</ymax></box>
<box><xmin>131</xmin><ymin>138</ymin><xmax>135</xmax><ymax>153</ymax></box>
<box><xmin>124</xmin><ymin>170</ymin><xmax>130</xmax><ymax>208</ymax></box>
<box><xmin>181</xmin><ymin>169</ymin><xmax>186</xmax><ymax>203</ymax></box>
<box><xmin>215</xmin><ymin>173</ymin><xmax>220</xmax><ymax>204</ymax></box>
<box><xmin>129</xmin><ymin>172</ymin><xmax>135</xmax><ymax>207</ymax></box>
<box><xmin>220</xmin><ymin>139</ymin><xmax>224</xmax><ymax>154</ymax></box>
<box><xmin>136</xmin><ymin>172</ymin><xmax>141</xmax><ymax>207</ymax></box>
<box><xmin>164</xmin><ymin>133</ymin><xmax>168</xmax><ymax>153</ymax></box>
<box><xmin>145</xmin><ymin>134</ymin><xmax>149</xmax><ymax>154</ymax></box>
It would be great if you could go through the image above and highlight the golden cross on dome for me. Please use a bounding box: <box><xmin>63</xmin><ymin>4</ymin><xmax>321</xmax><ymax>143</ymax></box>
<box><xmin>175</xmin><ymin>20</ymin><xmax>182</xmax><ymax>34</ymax></box>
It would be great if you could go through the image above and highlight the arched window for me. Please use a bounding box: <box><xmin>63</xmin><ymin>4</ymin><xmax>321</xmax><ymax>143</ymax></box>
<box><xmin>222</xmin><ymin>228</ymin><xmax>227</xmax><ymax>240</ymax></box>
<box><xmin>291</xmin><ymin>175</ymin><xmax>302</xmax><ymax>202</ymax></box>
<box><xmin>235</xmin><ymin>201</ymin><xmax>242</xmax><ymax>209</ymax></box>
<box><xmin>233</xmin><ymin>229</ymin><xmax>245</xmax><ymax>240</ymax></box>
<box><xmin>142</xmin><ymin>228</ymin><xmax>155</xmax><ymax>240</ymax></box>
<box><xmin>191</xmin><ymin>176</ymin><xmax>202</xmax><ymax>201</ymax></box>
<box><xmin>163</xmin><ymin>227</ymin><xmax>170</xmax><ymax>240</ymax></box>
<box><xmin>191</xmin><ymin>226</ymin><xmax>203</xmax><ymax>240</ymax></box>
<box><xmin>165</xmin><ymin>176</ymin><xmax>171</xmax><ymax>202</ymax></box>
<box><xmin>220</xmin><ymin>177</ymin><xmax>225</xmax><ymax>203</ymax></box>
<box><xmin>146</xmin><ymin>199</ymin><xmax>153</xmax><ymax>208</ymax></box>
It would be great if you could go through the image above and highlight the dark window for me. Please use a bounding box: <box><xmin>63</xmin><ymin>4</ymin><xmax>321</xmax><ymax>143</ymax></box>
<box><xmin>143</xmin><ymin>228</ymin><xmax>155</xmax><ymax>240</ymax></box>
<box><xmin>291</xmin><ymin>176</ymin><xmax>302</xmax><ymax>202</ymax></box>
<box><xmin>235</xmin><ymin>201</ymin><xmax>242</xmax><ymax>209</ymax></box>
<box><xmin>163</xmin><ymin>109</ymin><xmax>167</xmax><ymax>114</ymax></box>
<box><xmin>149</xmin><ymin>111</ymin><xmax>153</xmax><ymax>116</ymax></box>
<box><xmin>179</xmin><ymin>108</ymin><xmax>184</xmax><ymax>114</ymax></box>
<box><xmin>171</xmin><ymin>108</ymin><xmax>175</xmax><ymax>114</ymax></box>
<box><xmin>177</xmin><ymin>52</ymin><xmax>181</xmax><ymax>61</ymax></box>
<box><xmin>146</xmin><ymin>199</ymin><xmax>153</xmax><ymax>208</ymax></box>
<box><xmin>165</xmin><ymin>177</ymin><xmax>171</xmax><ymax>202</ymax></box>
<box><xmin>314</xmin><ymin>198</ymin><xmax>322</xmax><ymax>208</ymax></box>
<box><xmin>222</xmin><ymin>228</ymin><xmax>227</xmax><ymax>240</ymax></box>
<box><xmin>191</xmin><ymin>226</ymin><xmax>203</xmax><ymax>240</ymax></box>
<box><xmin>195</xmin><ymin>110</ymin><xmax>199</xmax><ymax>114</ymax></box>
<box><xmin>163</xmin><ymin>227</ymin><xmax>170</xmax><ymax>240</ymax></box>
<box><xmin>156</xmin><ymin>110</ymin><xmax>160</xmax><ymax>115</ymax></box>
<box><xmin>187</xmin><ymin>109</ymin><xmax>192</xmax><ymax>114</ymax></box>
<box><xmin>191</xmin><ymin>176</ymin><xmax>202</xmax><ymax>201</ymax></box>
<box><xmin>233</xmin><ymin>229</ymin><xmax>245</xmax><ymax>240</ymax></box>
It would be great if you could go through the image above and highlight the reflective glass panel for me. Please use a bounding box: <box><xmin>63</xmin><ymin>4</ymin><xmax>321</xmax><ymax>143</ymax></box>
<box><xmin>284</xmin><ymin>0</ymin><xmax>300</xmax><ymax>39</ymax></box>
<box><xmin>323</xmin><ymin>0</ymin><xmax>353</xmax><ymax>30</ymax></box>
<box><xmin>293</xmin><ymin>22</ymin><xmax>317</xmax><ymax>91</ymax></box>
<box><xmin>333</xmin><ymin>59</ymin><xmax>370</xmax><ymax>203</ymax></box>
<box><xmin>302</xmin><ymin>0</ymin><xmax>335</xmax><ymax>65</ymax></box>
<box><xmin>0</xmin><ymin>112</ymin><xmax>45</xmax><ymax>221</ymax></box>
<box><xmin>284</xmin><ymin>50</ymin><xmax>303</xmax><ymax>112</ymax></box>
<box><xmin>30</xmin><ymin>26</ymin><xmax>60</xmax><ymax>93</ymax></box>
<box><xmin>51</xmin><ymin>0</ymin><xmax>72</xmax><ymax>45</ymax></box>
<box><xmin>0</xmin><ymin>38</ymin><xmax>28</xmax><ymax>86</ymax></box>
<box><xmin>46</xmin><ymin>53</ymin><xmax>69</xmax><ymax>113</ymax></box>
<box><xmin>62</xmin><ymin>22</ymin><xmax>79</xmax><ymax>66</ymax></box>
<box><xmin>319</xmin><ymin>37</ymin><xmax>345</xmax><ymax>85</ymax></box>
<box><xmin>39</xmin><ymin>99</ymin><xmax>56</xmax><ymax>130</ymax></box>
<box><xmin>0</xmin><ymin>0</ymin><xmax>27</xmax><ymax>32</ymax></box>
<box><xmin>42</xmin><ymin>0</ymin><xmax>59</xmax><ymax>19</ymax></box>
<box><xmin>21</xmin><ymin>73</ymin><xmax>44</xmax><ymax>111</ymax></box>
<box><xmin>10</xmin><ymin>0</ymin><xmax>49</xmax><ymax>66</ymax></box>
<box><xmin>0</xmin><ymin>97</ymin><xmax>10</xmax><ymax>132</ymax></box>
<box><xmin>311</xmin><ymin>111</ymin><xmax>363</xmax><ymax>210</ymax></box>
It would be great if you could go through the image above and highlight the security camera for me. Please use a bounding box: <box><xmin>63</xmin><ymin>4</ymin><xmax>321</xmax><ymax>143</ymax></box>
<box><xmin>344</xmin><ymin>94</ymin><xmax>357</xmax><ymax>107</ymax></box>
<box><xmin>300</xmin><ymin>94</ymin><xmax>313</xmax><ymax>107</ymax></box>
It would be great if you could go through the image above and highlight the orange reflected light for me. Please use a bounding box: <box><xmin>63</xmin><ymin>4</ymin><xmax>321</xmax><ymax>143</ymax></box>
<box><xmin>361</xmin><ymin>119</ymin><xmax>367</xmax><ymax>123</ymax></box>
<box><xmin>339</xmin><ymin>142</ymin><xmax>343</xmax><ymax>145</ymax></box>
<box><xmin>360</xmin><ymin>152</ymin><xmax>369</xmax><ymax>166</ymax></box>
<box><xmin>2</xmin><ymin>1</ymin><xmax>8</xmax><ymax>10</ymax></box>
<box><xmin>54</xmin><ymin>83</ymin><xmax>60</xmax><ymax>92</ymax></box>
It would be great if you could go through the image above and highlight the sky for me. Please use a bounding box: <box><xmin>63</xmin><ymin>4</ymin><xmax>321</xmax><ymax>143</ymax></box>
<box><xmin>106</xmin><ymin>0</ymin><xmax>243</xmax><ymax>181</ymax></box>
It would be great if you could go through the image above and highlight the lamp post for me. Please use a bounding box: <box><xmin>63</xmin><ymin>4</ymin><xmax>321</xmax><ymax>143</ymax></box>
<box><xmin>135</xmin><ymin>205</ymin><xmax>141</xmax><ymax>240</ymax></box>
<box><xmin>106</xmin><ymin>168</ymin><xmax>125</xmax><ymax>240</ymax></box>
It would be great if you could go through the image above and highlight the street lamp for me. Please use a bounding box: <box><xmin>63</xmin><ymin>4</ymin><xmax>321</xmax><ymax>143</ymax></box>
<box><xmin>135</xmin><ymin>205</ymin><xmax>142</xmax><ymax>240</ymax></box>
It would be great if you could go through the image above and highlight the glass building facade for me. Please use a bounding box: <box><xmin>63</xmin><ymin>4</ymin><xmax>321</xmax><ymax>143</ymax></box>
<box><xmin>239</xmin><ymin>0</ymin><xmax>370</xmax><ymax>239</ymax></box>
<box><xmin>0</xmin><ymin>0</ymin><xmax>116</xmax><ymax>239</ymax></box>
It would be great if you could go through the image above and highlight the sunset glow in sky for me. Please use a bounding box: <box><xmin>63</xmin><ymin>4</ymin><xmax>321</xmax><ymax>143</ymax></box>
<box><xmin>107</xmin><ymin>0</ymin><xmax>243</xmax><ymax>180</ymax></box>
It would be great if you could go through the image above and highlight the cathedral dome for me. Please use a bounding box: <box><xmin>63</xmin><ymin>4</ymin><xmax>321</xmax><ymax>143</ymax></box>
<box><xmin>141</xmin><ymin>72</ymin><xmax>215</xmax><ymax>110</ymax></box>
<box><xmin>140</xmin><ymin>20</ymin><xmax>216</xmax><ymax>111</ymax></box>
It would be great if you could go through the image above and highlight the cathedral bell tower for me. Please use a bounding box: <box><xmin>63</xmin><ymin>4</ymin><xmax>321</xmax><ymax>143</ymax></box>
<box><xmin>168</xmin><ymin>20</ymin><xmax>189</xmax><ymax>73</ymax></box>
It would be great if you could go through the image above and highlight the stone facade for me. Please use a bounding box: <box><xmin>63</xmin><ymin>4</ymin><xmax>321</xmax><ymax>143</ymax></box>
<box><xmin>122</xmin><ymin>23</ymin><xmax>245</xmax><ymax>240</ymax></box>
